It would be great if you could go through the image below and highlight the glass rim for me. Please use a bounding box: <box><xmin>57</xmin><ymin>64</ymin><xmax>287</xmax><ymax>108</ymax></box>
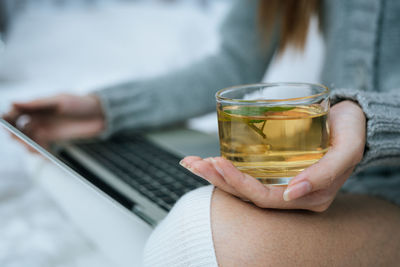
<box><xmin>215</xmin><ymin>82</ymin><xmax>330</xmax><ymax>103</ymax></box>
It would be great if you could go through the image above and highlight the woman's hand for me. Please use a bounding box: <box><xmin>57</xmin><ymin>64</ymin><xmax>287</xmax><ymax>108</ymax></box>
<box><xmin>3</xmin><ymin>94</ymin><xmax>105</xmax><ymax>150</ymax></box>
<box><xmin>180</xmin><ymin>101</ymin><xmax>366</xmax><ymax>212</ymax></box>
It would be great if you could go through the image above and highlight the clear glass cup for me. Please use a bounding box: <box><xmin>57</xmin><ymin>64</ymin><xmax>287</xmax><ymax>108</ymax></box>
<box><xmin>216</xmin><ymin>83</ymin><xmax>330</xmax><ymax>185</ymax></box>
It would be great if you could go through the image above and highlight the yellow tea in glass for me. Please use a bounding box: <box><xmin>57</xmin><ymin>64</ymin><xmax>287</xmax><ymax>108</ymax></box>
<box><xmin>216</xmin><ymin>83</ymin><xmax>330</xmax><ymax>185</ymax></box>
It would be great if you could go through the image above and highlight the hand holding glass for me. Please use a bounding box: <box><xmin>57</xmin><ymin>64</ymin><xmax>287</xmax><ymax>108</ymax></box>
<box><xmin>216</xmin><ymin>83</ymin><xmax>330</xmax><ymax>185</ymax></box>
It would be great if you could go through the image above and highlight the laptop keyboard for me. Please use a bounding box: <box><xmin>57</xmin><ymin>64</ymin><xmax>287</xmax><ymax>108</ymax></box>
<box><xmin>75</xmin><ymin>134</ymin><xmax>209</xmax><ymax>211</ymax></box>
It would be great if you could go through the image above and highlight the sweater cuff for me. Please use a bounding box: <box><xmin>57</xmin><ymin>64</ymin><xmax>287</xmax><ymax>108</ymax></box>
<box><xmin>330</xmin><ymin>89</ymin><xmax>400</xmax><ymax>171</ymax></box>
<box><xmin>93</xmin><ymin>87</ymin><xmax>115</xmax><ymax>139</ymax></box>
<box><xmin>93</xmin><ymin>81</ymin><xmax>156</xmax><ymax>139</ymax></box>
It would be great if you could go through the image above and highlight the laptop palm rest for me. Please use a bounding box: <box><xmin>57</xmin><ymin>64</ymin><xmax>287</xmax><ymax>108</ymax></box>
<box><xmin>145</xmin><ymin>128</ymin><xmax>220</xmax><ymax>158</ymax></box>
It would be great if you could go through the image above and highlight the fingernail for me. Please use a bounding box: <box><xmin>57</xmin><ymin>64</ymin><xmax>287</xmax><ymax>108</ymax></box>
<box><xmin>179</xmin><ymin>159</ymin><xmax>187</xmax><ymax>168</ymax></box>
<box><xmin>283</xmin><ymin>181</ymin><xmax>312</xmax><ymax>201</ymax></box>
<box><xmin>179</xmin><ymin>159</ymin><xmax>193</xmax><ymax>172</ymax></box>
<box><xmin>209</xmin><ymin>158</ymin><xmax>224</xmax><ymax>177</ymax></box>
<box><xmin>179</xmin><ymin>160</ymin><xmax>204</xmax><ymax>179</ymax></box>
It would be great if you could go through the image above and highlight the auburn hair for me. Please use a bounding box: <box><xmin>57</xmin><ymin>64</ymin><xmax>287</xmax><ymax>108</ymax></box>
<box><xmin>258</xmin><ymin>0</ymin><xmax>321</xmax><ymax>53</ymax></box>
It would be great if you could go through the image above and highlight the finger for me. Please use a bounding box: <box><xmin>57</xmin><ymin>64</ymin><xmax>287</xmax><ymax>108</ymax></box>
<box><xmin>15</xmin><ymin>94</ymin><xmax>103</xmax><ymax>118</ymax></box>
<box><xmin>210</xmin><ymin>157</ymin><xmax>280</xmax><ymax>207</ymax></box>
<box><xmin>182</xmin><ymin>157</ymin><xmax>322</xmax><ymax>210</ymax></box>
<box><xmin>284</xmin><ymin>147</ymin><xmax>353</xmax><ymax>200</ymax></box>
<box><xmin>42</xmin><ymin>117</ymin><xmax>104</xmax><ymax>141</ymax></box>
<box><xmin>14</xmin><ymin>120</ymin><xmax>51</xmax><ymax>150</ymax></box>
<box><xmin>180</xmin><ymin>156</ymin><xmax>202</xmax><ymax>167</ymax></box>
<box><xmin>283</xmin><ymin>102</ymin><xmax>366</xmax><ymax>202</ymax></box>
<box><xmin>24</xmin><ymin>115</ymin><xmax>104</xmax><ymax>145</ymax></box>
<box><xmin>2</xmin><ymin>107</ymin><xmax>22</xmax><ymax>125</ymax></box>
<box><xmin>180</xmin><ymin>157</ymin><xmax>244</xmax><ymax>198</ymax></box>
<box><xmin>13</xmin><ymin>96</ymin><xmax>59</xmax><ymax>112</ymax></box>
<box><xmin>3</xmin><ymin>97</ymin><xmax>58</xmax><ymax>126</ymax></box>
<box><xmin>295</xmin><ymin>168</ymin><xmax>354</xmax><ymax>212</ymax></box>
<box><xmin>284</xmin><ymin>146</ymin><xmax>355</xmax><ymax>202</ymax></box>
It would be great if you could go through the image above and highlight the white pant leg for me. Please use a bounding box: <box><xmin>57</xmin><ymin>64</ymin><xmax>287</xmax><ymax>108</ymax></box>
<box><xmin>143</xmin><ymin>185</ymin><xmax>218</xmax><ymax>267</ymax></box>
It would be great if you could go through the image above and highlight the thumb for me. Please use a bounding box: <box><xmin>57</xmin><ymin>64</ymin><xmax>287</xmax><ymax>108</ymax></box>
<box><xmin>283</xmin><ymin>148</ymin><xmax>353</xmax><ymax>201</ymax></box>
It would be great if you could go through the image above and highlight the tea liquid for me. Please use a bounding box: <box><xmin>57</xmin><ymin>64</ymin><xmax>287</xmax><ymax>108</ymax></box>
<box><xmin>217</xmin><ymin>105</ymin><xmax>329</xmax><ymax>185</ymax></box>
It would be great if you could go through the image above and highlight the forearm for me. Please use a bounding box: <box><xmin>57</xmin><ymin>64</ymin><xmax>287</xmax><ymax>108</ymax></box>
<box><xmin>96</xmin><ymin>51</ymin><xmax>273</xmax><ymax>136</ymax></box>
<box><xmin>330</xmin><ymin>88</ymin><xmax>400</xmax><ymax>171</ymax></box>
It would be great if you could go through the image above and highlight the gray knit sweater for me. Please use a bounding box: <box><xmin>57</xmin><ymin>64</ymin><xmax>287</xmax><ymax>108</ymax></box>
<box><xmin>96</xmin><ymin>0</ymin><xmax>400</xmax><ymax>204</ymax></box>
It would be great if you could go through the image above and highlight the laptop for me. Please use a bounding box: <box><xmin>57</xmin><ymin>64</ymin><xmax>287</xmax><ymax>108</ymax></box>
<box><xmin>0</xmin><ymin>117</ymin><xmax>220</xmax><ymax>266</ymax></box>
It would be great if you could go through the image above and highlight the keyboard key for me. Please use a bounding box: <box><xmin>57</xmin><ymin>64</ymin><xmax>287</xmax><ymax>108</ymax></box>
<box><xmin>75</xmin><ymin>134</ymin><xmax>210</xmax><ymax>211</ymax></box>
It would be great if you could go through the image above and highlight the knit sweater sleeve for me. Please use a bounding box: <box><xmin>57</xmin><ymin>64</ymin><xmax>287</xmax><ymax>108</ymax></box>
<box><xmin>330</xmin><ymin>88</ymin><xmax>400</xmax><ymax>171</ymax></box>
<box><xmin>94</xmin><ymin>0</ymin><xmax>277</xmax><ymax>137</ymax></box>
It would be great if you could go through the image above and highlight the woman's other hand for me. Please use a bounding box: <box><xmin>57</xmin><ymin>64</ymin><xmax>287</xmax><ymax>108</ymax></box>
<box><xmin>3</xmin><ymin>94</ymin><xmax>105</xmax><ymax>150</ymax></box>
<box><xmin>180</xmin><ymin>101</ymin><xmax>366</xmax><ymax>212</ymax></box>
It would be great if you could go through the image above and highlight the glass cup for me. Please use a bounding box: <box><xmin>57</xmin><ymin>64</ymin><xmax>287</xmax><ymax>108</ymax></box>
<box><xmin>216</xmin><ymin>83</ymin><xmax>330</xmax><ymax>185</ymax></box>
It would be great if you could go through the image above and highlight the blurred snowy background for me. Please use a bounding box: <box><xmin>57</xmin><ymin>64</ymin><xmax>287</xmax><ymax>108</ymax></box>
<box><xmin>0</xmin><ymin>0</ymin><xmax>323</xmax><ymax>266</ymax></box>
